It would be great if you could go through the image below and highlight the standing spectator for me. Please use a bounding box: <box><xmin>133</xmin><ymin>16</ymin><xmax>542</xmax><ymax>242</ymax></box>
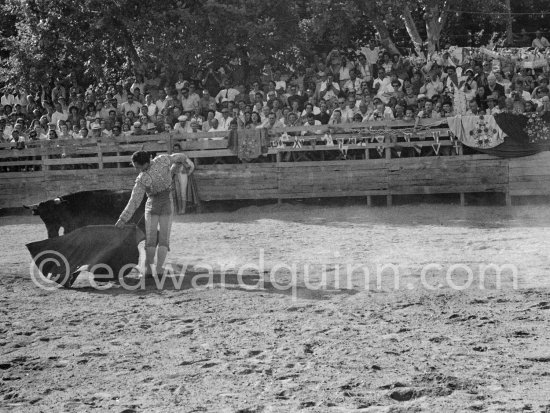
<box><xmin>361</xmin><ymin>39</ymin><xmax>380</xmax><ymax>78</ymax></box>
<box><xmin>215</xmin><ymin>79</ymin><xmax>240</xmax><ymax>104</ymax></box>
<box><xmin>175</xmin><ymin>72</ymin><xmax>187</xmax><ymax>93</ymax></box>
<box><xmin>532</xmin><ymin>30</ymin><xmax>550</xmax><ymax>48</ymax></box>
<box><xmin>51</xmin><ymin>102</ymin><xmax>68</xmax><ymax>125</ymax></box>
<box><xmin>180</xmin><ymin>87</ymin><xmax>199</xmax><ymax>115</ymax></box>
<box><xmin>130</xmin><ymin>74</ymin><xmax>146</xmax><ymax>95</ymax></box>
<box><xmin>199</xmin><ymin>89</ymin><xmax>216</xmax><ymax>117</ymax></box>
<box><xmin>51</xmin><ymin>79</ymin><xmax>66</xmax><ymax>102</ymax></box>
<box><xmin>1</xmin><ymin>88</ymin><xmax>15</xmax><ymax>107</ymax></box>
<box><xmin>202</xmin><ymin>67</ymin><xmax>221</xmax><ymax>96</ymax></box>
<box><xmin>120</xmin><ymin>93</ymin><xmax>142</xmax><ymax>117</ymax></box>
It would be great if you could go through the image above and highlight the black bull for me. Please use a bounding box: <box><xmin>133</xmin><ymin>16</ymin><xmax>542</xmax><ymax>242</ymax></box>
<box><xmin>24</xmin><ymin>190</ymin><xmax>146</xmax><ymax>238</ymax></box>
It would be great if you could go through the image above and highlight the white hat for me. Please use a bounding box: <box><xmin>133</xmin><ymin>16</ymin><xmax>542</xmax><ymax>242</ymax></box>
<box><xmin>417</xmin><ymin>94</ymin><xmax>427</xmax><ymax>100</ymax></box>
<box><xmin>178</xmin><ymin>115</ymin><xmax>188</xmax><ymax>122</ymax></box>
<box><xmin>133</xmin><ymin>121</ymin><xmax>141</xmax><ymax>128</ymax></box>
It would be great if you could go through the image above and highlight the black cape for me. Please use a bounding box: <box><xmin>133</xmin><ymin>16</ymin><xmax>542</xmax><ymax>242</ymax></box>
<box><xmin>27</xmin><ymin>225</ymin><xmax>145</xmax><ymax>287</ymax></box>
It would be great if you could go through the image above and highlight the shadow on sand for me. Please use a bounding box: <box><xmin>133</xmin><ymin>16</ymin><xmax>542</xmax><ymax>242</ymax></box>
<box><xmin>73</xmin><ymin>268</ymin><xmax>357</xmax><ymax>301</ymax></box>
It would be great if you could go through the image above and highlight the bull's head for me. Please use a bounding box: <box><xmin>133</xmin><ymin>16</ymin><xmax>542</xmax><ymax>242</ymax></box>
<box><xmin>23</xmin><ymin>203</ymin><xmax>40</xmax><ymax>215</ymax></box>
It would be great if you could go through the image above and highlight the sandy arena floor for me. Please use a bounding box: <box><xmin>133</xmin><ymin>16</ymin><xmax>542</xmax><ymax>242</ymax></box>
<box><xmin>1</xmin><ymin>204</ymin><xmax>550</xmax><ymax>412</ymax></box>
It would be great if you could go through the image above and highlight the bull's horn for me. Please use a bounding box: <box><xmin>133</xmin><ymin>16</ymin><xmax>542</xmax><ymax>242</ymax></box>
<box><xmin>23</xmin><ymin>203</ymin><xmax>38</xmax><ymax>209</ymax></box>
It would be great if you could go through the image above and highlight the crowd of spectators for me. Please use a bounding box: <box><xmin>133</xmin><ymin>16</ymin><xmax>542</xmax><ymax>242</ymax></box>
<box><xmin>1</xmin><ymin>34</ymin><xmax>549</xmax><ymax>151</ymax></box>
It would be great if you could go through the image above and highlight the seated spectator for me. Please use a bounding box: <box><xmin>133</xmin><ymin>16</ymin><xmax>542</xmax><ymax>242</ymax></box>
<box><xmin>248</xmin><ymin>111</ymin><xmax>262</xmax><ymax>129</ymax></box>
<box><xmin>486</xmin><ymin>73</ymin><xmax>505</xmax><ymax>98</ymax></box>
<box><xmin>420</xmin><ymin>73</ymin><xmax>444</xmax><ymax>99</ymax></box>
<box><xmin>131</xmin><ymin>121</ymin><xmax>146</xmax><ymax>135</ymax></box>
<box><xmin>58</xmin><ymin>123</ymin><xmax>72</xmax><ymax>139</ymax></box>
<box><xmin>368</xmin><ymin>99</ymin><xmax>394</xmax><ymax>121</ymax></box>
<box><xmin>319</xmin><ymin>73</ymin><xmax>340</xmax><ymax>101</ymax></box>
<box><xmin>174</xmin><ymin>115</ymin><xmax>190</xmax><ymax>134</ymax></box>
<box><xmin>71</xmin><ymin>124</ymin><xmax>81</xmax><ymax>138</ymax></box>
<box><xmin>261</xmin><ymin>112</ymin><xmax>284</xmax><ymax>129</ymax></box>
<box><xmin>48</xmin><ymin>127</ymin><xmax>59</xmax><ymax>140</ymax></box>
<box><xmin>188</xmin><ymin>107</ymin><xmax>204</xmax><ymax>130</ymax></box>
<box><xmin>403</xmin><ymin>108</ymin><xmax>415</xmax><ymax>121</ymax></box>
<box><xmin>217</xmin><ymin>107</ymin><xmax>234</xmax><ymax>130</ymax></box>
<box><xmin>416</xmin><ymin>99</ymin><xmax>441</xmax><ymax>120</ymax></box>
<box><xmin>466</xmin><ymin>99</ymin><xmax>482</xmax><ymax>115</ymax></box>
<box><xmin>208</xmin><ymin>118</ymin><xmax>223</xmax><ymax>132</ymax></box>
<box><xmin>10</xmin><ymin>129</ymin><xmax>25</xmax><ymax>149</ymax></box>
<box><xmin>441</xmin><ymin>100</ymin><xmax>455</xmax><ymax>117</ymax></box>
<box><xmin>511</xmin><ymin>80</ymin><xmax>531</xmax><ymax>101</ymax></box>
<box><xmin>111</xmin><ymin>125</ymin><xmax>122</xmax><ymax>137</ymax></box>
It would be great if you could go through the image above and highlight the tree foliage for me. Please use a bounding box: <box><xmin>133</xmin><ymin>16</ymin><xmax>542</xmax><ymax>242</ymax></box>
<box><xmin>0</xmin><ymin>0</ymin><xmax>547</xmax><ymax>85</ymax></box>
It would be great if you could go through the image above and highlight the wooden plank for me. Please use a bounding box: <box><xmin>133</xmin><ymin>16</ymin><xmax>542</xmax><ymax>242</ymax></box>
<box><xmin>389</xmin><ymin>184</ymin><xmax>508</xmax><ymax>194</ymax></box>
<box><xmin>43</xmin><ymin>157</ymin><xmax>100</xmax><ymax>166</ymax></box>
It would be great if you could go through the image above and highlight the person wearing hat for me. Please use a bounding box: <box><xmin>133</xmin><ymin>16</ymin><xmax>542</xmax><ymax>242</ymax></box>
<box><xmin>532</xmin><ymin>30</ymin><xmax>549</xmax><ymax>49</ymax></box>
<box><xmin>131</xmin><ymin>121</ymin><xmax>146</xmax><ymax>136</ymax></box>
<box><xmin>115</xmin><ymin>150</ymin><xmax>195</xmax><ymax>278</ymax></box>
<box><xmin>173</xmin><ymin>115</ymin><xmax>190</xmax><ymax>134</ymax></box>
<box><xmin>91</xmin><ymin>123</ymin><xmax>102</xmax><ymax>139</ymax></box>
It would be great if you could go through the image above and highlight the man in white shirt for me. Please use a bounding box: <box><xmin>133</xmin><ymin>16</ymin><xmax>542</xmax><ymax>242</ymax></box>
<box><xmin>145</xmin><ymin>94</ymin><xmax>157</xmax><ymax>117</ymax></box>
<box><xmin>215</xmin><ymin>79</ymin><xmax>240</xmax><ymax>104</ymax></box>
<box><xmin>330</xmin><ymin>97</ymin><xmax>354</xmax><ymax>123</ymax></box>
<box><xmin>155</xmin><ymin>89</ymin><xmax>169</xmax><ymax>114</ymax></box>
<box><xmin>532</xmin><ymin>30</ymin><xmax>550</xmax><ymax>48</ymax></box>
<box><xmin>512</xmin><ymin>80</ymin><xmax>532</xmax><ymax>101</ymax></box>
<box><xmin>208</xmin><ymin>118</ymin><xmax>223</xmax><ymax>132</ymax></box>
<box><xmin>372</xmin><ymin>68</ymin><xmax>391</xmax><ymax>97</ymax></box>
<box><xmin>319</xmin><ymin>74</ymin><xmax>340</xmax><ymax>101</ymax></box>
<box><xmin>261</xmin><ymin>112</ymin><xmax>285</xmax><ymax>129</ymax></box>
<box><xmin>120</xmin><ymin>93</ymin><xmax>141</xmax><ymax>116</ymax></box>
<box><xmin>361</xmin><ymin>40</ymin><xmax>380</xmax><ymax>77</ymax></box>
<box><xmin>218</xmin><ymin>108</ymin><xmax>234</xmax><ymax>130</ymax></box>
<box><xmin>342</xmin><ymin>70</ymin><xmax>362</xmax><ymax>93</ymax></box>
<box><xmin>181</xmin><ymin>87</ymin><xmax>199</xmax><ymax>114</ymax></box>
<box><xmin>51</xmin><ymin>102</ymin><xmax>68</xmax><ymax>126</ymax></box>
<box><xmin>1</xmin><ymin>89</ymin><xmax>15</xmax><ymax>107</ymax></box>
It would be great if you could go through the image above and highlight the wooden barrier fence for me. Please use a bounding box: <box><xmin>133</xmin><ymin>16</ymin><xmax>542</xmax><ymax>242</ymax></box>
<box><xmin>0</xmin><ymin>120</ymin><xmax>549</xmax><ymax>209</ymax></box>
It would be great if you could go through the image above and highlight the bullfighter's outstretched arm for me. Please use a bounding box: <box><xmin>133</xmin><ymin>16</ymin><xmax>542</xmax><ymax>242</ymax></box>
<box><xmin>117</xmin><ymin>177</ymin><xmax>148</xmax><ymax>224</ymax></box>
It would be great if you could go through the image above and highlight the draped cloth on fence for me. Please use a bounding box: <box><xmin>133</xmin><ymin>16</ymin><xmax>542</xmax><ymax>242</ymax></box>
<box><xmin>447</xmin><ymin>113</ymin><xmax>550</xmax><ymax>158</ymax></box>
<box><xmin>26</xmin><ymin>225</ymin><xmax>145</xmax><ymax>288</ymax></box>
<box><xmin>230</xmin><ymin>129</ymin><xmax>269</xmax><ymax>161</ymax></box>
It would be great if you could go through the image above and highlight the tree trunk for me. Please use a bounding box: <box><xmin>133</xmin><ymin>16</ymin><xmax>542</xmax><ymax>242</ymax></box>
<box><xmin>424</xmin><ymin>1</ymin><xmax>451</xmax><ymax>54</ymax></box>
<box><xmin>402</xmin><ymin>5</ymin><xmax>424</xmax><ymax>57</ymax></box>
<box><xmin>505</xmin><ymin>0</ymin><xmax>513</xmax><ymax>46</ymax></box>
<box><xmin>372</xmin><ymin>15</ymin><xmax>401</xmax><ymax>55</ymax></box>
<box><xmin>355</xmin><ymin>0</ymin><xmax>401</xmax><ymax>55</ymax></box>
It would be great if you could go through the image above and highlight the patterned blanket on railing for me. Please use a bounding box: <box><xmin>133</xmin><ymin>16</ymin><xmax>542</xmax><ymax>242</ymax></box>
<box><xmin>447</xmin><ymin>113</ymin><xmax>550</xmax><ymax>158</ymax></box>
<box><xmin>231</xmin><ymin>129</ymin><xmax>269</xmax><ymax>161</ymax></box>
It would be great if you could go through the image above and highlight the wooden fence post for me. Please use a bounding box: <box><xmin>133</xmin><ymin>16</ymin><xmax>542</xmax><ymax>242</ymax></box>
<box><xmin>97</xmin><ymin>142</ymin><xmax>103</xmax><ymax>169</ymax></box>
<box><xmin>385</xmin><ymin>134</ymin><xmax>392</xmax><ymax>207</ymax></box>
